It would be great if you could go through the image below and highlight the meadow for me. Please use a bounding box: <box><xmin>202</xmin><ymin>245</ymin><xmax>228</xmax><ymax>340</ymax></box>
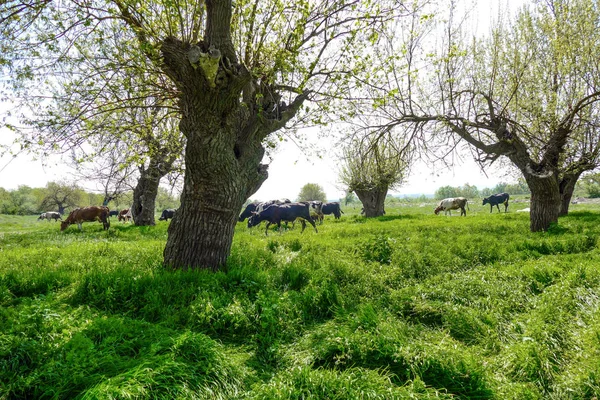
<box><xmin>2</xmin><ymin>199</ymin><xmax>600</xmax><ymax>399</ymax></box>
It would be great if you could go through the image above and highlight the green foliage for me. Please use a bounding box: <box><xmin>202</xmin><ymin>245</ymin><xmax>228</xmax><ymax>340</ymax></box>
<box><xmin>578</xmin><ymin>173</ymin><xmax>600</xmax><ymax>198</ymax></box>
<box><xmin>3</xmin><ymin>204</ymin><xmax>600</xmax><ymax>397</ymax></box>
<box><xmin>297</xmin><ymin>183</ymin><xmax>327</xmax><ymax>202</ymax></box>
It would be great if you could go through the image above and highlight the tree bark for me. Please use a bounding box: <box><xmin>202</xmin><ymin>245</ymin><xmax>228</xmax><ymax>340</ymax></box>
<box><xmin>162</xmin><ymin>113</ymin><xmax>266</xmax><ymax>270</ymax></box>
<box><xmin>131</xmin><ymin>167</ymin><xmax>161</xmax><ymax>226</ymax></box>
<box><xmin>355</xmin><ymin>188</ymin><xmax>388</xmax><ymax>217</ymax></box>
<box><xmin>524</xmin><ymin>173</ymin><xmax>560</xmax><ymax>232</ymax></box>
<box><xmin>559</xmin><ymin>173</ymin><xmax>580</xmax><ymax>216</ymax></box>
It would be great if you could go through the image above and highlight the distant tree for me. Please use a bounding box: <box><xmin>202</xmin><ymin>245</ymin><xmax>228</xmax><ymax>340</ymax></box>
<box><xmin>40</xmin><ymin>182</ymin><xmax>82</xmax><ymax>215</ymax></box>
<box><xmin>343</xmin><ymin>191</ymin><xmax>358</xmax><ymax>206</ymax></box>
<box><xmin>435</xmin><ymin>186</ymin><xmax>459</xmax><ymax>200</ymax></box>
<box><xmin>339</xmin><ymin>136</ymin><xmax>411</xmax><ymax>217</ymax></box>
<box><xmin>297</xmin><ymin>184</ymin><xmax>327</xmax><ymax>203</ymax></box>
<box><xmin>10</xmin><ymin>186</ymin><xmax>38</xmax><ymax>215</ymax></box>
<box><xmin>0</xmin><ymin>187</ymin><xmax>12</xmax><ymax>214</ymax></box>
<box><xmin>155</xmin><ymin>187</ymin><xmax>180</xmax><ymax>212</ymax></box>
<box><xmin>457</xmin><ymin>183</ymin><xmax>479</xmax><ymax>199</ymax></box>
<box><xmin>578</xmin><ymin>173</ymin><xmax>600</xmax><ymax>198</ymax></box>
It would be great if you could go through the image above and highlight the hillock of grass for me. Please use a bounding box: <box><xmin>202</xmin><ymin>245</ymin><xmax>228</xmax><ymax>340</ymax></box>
<box><xmin>1</xmin><ymin>206</ymin><xmax>600</xmax><ymax>398</ymax></box>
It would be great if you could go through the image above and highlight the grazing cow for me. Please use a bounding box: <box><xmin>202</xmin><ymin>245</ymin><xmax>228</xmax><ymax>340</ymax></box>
<box><xmin>239</xmin><ymin>202</ymin><xmax>260</xmax><ymax>222</ymax></box>
<box><xmin>38</xmin><ymin>211</ymin><xmax>62</xmax><ymax>222</ymax></box>
<box><xmin>434</xmin><ymin>197</ymin><xmax>469</xmax><ymax>216</ymax></box>
<box><xmin>118</xmin><ymin>208</ymin><xmax>132</xmax><ymax>222</ymax></box>
<box><xmin>482</xmin><ymin>192</ymin><xmax>510</xmax><ymax>213</ymax></box>
<box><xmin>109</xmin><ymin>210</ymin><xmax>119</xmax><ymax>217</ymax></box>
<box><xmin>60</xmin><ymin>206</ymin><xmax>110</xmax><ymax>231</ymax></box>
<box><xmin>321</xmin><ymin>202</ymin><xmax>344</xmax><ymax>220</ymax></box>
<box><xmin>308</xmin><ymin>201</ymin><xmax>324</xmax><ymax>224</ymax></box>
<box><xmin>159</xmin><ymin>208</ymin><xmax>176</xmax><ymax>221</ymax></box>
<box><xmin>248</xmin><ymin>202</ymin><xmax>318</xmax><ymax>235</ymax></box>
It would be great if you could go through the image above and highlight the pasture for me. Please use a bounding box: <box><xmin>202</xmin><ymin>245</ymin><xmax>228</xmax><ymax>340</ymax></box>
<box><xmin>2</xmin><ymin>199</ymin><xmax>600</xmax><ymax>399</ymax></box>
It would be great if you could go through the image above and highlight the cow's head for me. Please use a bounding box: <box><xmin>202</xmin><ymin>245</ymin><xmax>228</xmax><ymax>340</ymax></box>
<box><xmin>482</xmin><ymin>197</ymin><xmax>489</xmax><ymax>206</ymax></box>
<box><xmin>434</xmin><ymin>206</ymin><xmax>443</xmax><ymax>215</ymax></box>
<box><xmin>247</xmin><ymin>212</ymin><xmax>261</xmax><ymax>228</ymax></box>
<box><xmin>60</xmin><ymin>221</ymin><xmax>69</xmax><ymax>231</ymax></box>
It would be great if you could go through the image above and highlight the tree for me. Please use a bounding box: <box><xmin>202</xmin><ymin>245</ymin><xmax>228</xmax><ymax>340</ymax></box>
<box><xmin>360</xmin><ymin>0</ymin><xmax>600</xmax><ymax>231</ymax></box>
<box><xmin>297</xmin><ymin>183</ymin><xmax>326</xmax><ymax>203</ymax></box>
<box><xmin>339</xmin><ymin>135</ymin><xmax>411</xmax><ymax>217</ymax></box>
<box><xmin>40</xmin><ymin>181</ymin><xmax>82</xmax><ymax>214</ymax></box>
<box><xmin>435</xmin><ymin>186</ymin><xmax>459</xmax><ymax>200</ymax></box>
<box><xmin>1</xmin><ymin>0</ymin><xmax>406</xmax><ymax>269</ymax></box>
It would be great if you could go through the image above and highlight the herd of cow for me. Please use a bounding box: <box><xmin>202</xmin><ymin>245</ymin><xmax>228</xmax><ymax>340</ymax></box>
<box><xmin>36</xmin><ymin>192</ymin><xmax>510</xmax><ymax>233</ymax></box>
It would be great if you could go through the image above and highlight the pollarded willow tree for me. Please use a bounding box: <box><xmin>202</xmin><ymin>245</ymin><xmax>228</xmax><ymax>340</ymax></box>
<box><xmin>1</xmin><ymin>0</ymin><xmax>410</xmax><ymax>269</ymax></box>
<box><xmin>359</xmin><ymin>0</ymin><xmax>600</xmax><ymax>231</ymax></box>
<box><xmin>339</xmin><ymin>135</ymin><xmax>412</xmax><ymax>217</ymax></box>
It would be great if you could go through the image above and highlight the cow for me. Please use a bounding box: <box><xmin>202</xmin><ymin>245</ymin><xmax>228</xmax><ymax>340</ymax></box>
<box><xmin>321</xmin><ymin>202</ymin><xmax>344</xmax><ymax>220</ymax></box>
<box><xmin>239</xmin><ymin>199</ymin><xmax>291</xmax><ymax>222</ymax></box>
<box><xmin>109</xmin><ymin>210</ymin><xmax>119</xmax><ymax>218</ymax></box>
<box><xmin>308</xmin><ymin>201</ymin><xmax>324</xmax><ymax>224</ymax></box>
<box><xmin>434</xmin><ymin>197</ymin><xmax>469</xmax><ymax>216</ymax></box>
<box><xmin>38</xmin><ymin>211</ymin><xmax>62</xmax><ymax>222</ymax></box>
<box><xmin>118</xmin><ymin>208</ymin><xmax>132</xmax><ymax>222</ymax></box>
<box><xmin>60</xmin><ymin>206</ymin><xmax>110</xmax><ymax>231</ymax></box>
<box><xmin>482</xmin><ymin>192</ymin><xmax>510</xmax><ymax>213</ymax></box>
<box><xmin>248</xmin><ymin>202</ymin><xmax>318</xmax><ymax>236</ymax></box>
<box><xmin>159</xmin><ymin>208</ymin><xmax>176</xmax><ymax>221</ymax></box>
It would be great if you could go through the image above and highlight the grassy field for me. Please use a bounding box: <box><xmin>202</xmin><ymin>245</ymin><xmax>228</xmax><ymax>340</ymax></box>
<box><xmin>2</xmin><ymin>199</ymin><xmax>600</xmax><ymax>399</ymax></box>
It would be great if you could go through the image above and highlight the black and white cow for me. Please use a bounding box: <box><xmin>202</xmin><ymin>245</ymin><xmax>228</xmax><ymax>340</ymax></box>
<box><xmin>434</xmin><ymin>197</ymin><xmax>469</xmax><ymax>216</ymax></box>
<box><xmin>248</xmin><ymin>202</ymin><xmax>318</xmax><ymax>235</ymax></box>
<box><xmin>321</xmin><ymin>202</ymin><xmax>344</xmax><ymax>220</ymax></box>
<box><xmin>159</xmin><ymin>208</ymin><xmax>176</xmax><ymax>221</ymax></box>
<box><xmin>482</xmin><ymin>192</ymin><xmax>510</xmax><ymax>213</ymax></box>
<box><xmin>38</xmin><ymin>211</ymin><xmax>62</xmax><ymax>221</ymax></box>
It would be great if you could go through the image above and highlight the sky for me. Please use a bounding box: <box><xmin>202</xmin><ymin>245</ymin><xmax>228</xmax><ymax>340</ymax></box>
<box><xmin>0</xmin><ymin>0</ymin><xmax>524</xmax><ymax>202</ymax></box>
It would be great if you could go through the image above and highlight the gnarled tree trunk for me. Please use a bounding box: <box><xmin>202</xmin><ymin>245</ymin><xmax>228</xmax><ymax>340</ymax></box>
<box><xmin>131</xmin><ymin>167</ymin><xmax>161</xmax><ymax>226</ymax></box>
<box><xmin>523</xmin><ymin>171</ymin><xmax>560</xmax><ymax>232</ymax></box>
<box><xmin>559</xmin><ymin>173</ymin><xmax>581</xmax><ymax>217</ymax></box>
<box><xmin>355</xmin><ymin>188</ymin><xmax>387</xmax><ymax>217</ymax></box>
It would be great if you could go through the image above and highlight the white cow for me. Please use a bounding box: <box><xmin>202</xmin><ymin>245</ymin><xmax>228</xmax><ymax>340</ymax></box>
<box><xmin>434</xmin><ymin>197</ymin><xmax>469</xmax><ymax>216</ymax></box>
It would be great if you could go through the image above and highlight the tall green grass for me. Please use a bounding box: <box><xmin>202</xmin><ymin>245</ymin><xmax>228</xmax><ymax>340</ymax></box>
<box><xmin>1</xmin><ymin>204</ymin><xmax>600</xmax><ymax>398</ymax></box>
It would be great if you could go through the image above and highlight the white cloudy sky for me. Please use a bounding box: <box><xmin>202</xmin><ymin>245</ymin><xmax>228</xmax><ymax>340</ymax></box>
<box><xmin>0</xmin><ymin>0</ymin><xmax>524</xmax><ymax>201</ymax></box>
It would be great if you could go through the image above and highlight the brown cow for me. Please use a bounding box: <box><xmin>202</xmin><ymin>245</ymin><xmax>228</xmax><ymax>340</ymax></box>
<box><xmin>118</xmin><ymin>208</ymin><xmax>132</xmax><ymax>223</ymax></box>
<box><xmin>60</xmin><ymin>206</ymin><xmax>110</xmax><ymax>231</ymax></box>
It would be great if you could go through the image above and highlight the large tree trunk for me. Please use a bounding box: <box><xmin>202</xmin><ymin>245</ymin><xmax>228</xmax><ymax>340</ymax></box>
<box><xmin>524</xmin><ymin>173</ymin><xmax>560</xmax><ymax>232</ymax></box>
<box><xmin>162</xmin><ymin>115</ymin><xmax>267</xmax><ymax>270</ymax></box>
<box><xmin>131</xmin><ymin>167</ymin><xmax>161</xmax><ymax>226</ymax></box>
<box><xmin>559</xmin><ymin>173</ymin><xmax>581</xmax><ymax>216</ymax></box>
<box><xmin>355</xmin><ymin>188</ymin><xmax>388</xmax><ymax>217</ymax></box>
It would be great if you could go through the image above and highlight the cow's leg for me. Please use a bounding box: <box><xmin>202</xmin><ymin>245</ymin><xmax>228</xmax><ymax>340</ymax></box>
<box><xmin>504</xmin><ymin>201</ymin><xmax>509</xmax><ymax>212</ymax></box>
<box><xmin>307</xmin><ymin>217</ymin><xmax>318</xmax><ymax>233</ymax></box>
<box><xmin>300</xmin><ymin>219</ymin><xmax>306</xmax><ymax>233</ymax></box>
<box><xmin>461</xmin><ymin>207</ymin><xmax>466</xmax><ymax>216</ymax></box>
<box><xmin>496</xmin><ymin>204</ymin><xmax>501</xmax><ymax>213</ymax></box>
<box><xmin>78</xmin><ymin>223</ymin><xmax>83</xmax><ymax>231</ymax></box>
<box><xmin>264</xmin><ymin>222</ymin><xmax>271</xmax><ymax>236</ymax></box>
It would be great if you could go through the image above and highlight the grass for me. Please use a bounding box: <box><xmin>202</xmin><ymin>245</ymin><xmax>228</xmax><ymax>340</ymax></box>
<box><xmin>1</xmin><ymin>200</ymin><xmax>600</xmax><ymax>398</ymax></box>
